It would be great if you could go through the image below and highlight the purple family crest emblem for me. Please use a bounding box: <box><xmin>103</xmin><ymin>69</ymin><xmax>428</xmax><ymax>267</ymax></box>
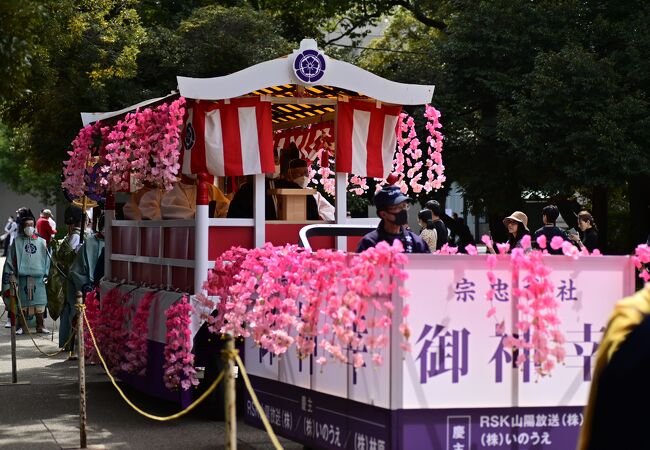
<box><xmin>293</xmin><ymin>49</ymin><xmax>326</xmax><ymax>84</ymax></box>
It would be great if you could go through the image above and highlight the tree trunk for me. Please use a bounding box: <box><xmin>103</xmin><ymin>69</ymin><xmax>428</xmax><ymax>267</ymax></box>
<box><xmin>556</xmin><ymin>196</ymin><xmax>580</xmax><ymax>230</ymax></box>
<box><xmin>629</xmin><ymin>174</ymin><xmax>650</xmax><ymax>250</ymax></box>
<box><xmin>591</xmin><ymin>186</ymin><xmax>609</xmax><ymax>253</ymax></box>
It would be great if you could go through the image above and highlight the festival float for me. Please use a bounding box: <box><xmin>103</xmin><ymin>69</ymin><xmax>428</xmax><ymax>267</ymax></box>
<box><xmin>62</xmin><ymin>39</ymin><xmax>646</xmax><ymax>449</ymax></box>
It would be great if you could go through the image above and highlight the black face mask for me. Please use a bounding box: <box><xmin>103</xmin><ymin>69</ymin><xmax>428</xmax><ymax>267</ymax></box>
<box><xmin>386</xmin><ymin>209</ymin><xmax>409</xmax><ymax>226</ymax></box>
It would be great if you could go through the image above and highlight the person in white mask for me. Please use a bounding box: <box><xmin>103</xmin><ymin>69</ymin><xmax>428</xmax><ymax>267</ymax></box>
<box><xmin>227</xmin><ymin>154</ymin><xmax>321</xmax><ymax>221</ymax></box>
<box><xmin>287</xmin><ymin>159</ymin><xmax>334</xmax><ymax>221</ymax></box>
<box><xmin>1</xmin><ymin>208</ymin><xmax>51</xmax><ymax>334</ymax></box>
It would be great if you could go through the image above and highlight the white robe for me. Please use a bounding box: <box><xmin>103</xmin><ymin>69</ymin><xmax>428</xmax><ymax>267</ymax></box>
<box><xmin>314</xmin><ymin>192</ymin><xmax>335</xmax><ymax>221</ymax></box>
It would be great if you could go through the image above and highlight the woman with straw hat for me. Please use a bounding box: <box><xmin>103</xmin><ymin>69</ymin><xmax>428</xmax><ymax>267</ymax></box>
<box><xmin>487</xmin><ymin>211</ymin><xmax>532</xmax><ymax>254</ymax></box>
<box><xmin>503</xmin><ymin>211</ymin><xmax>531</xmax><ymax>252</ymax></box>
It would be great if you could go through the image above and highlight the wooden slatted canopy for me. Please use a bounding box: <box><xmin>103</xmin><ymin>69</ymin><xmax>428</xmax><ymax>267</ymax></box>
<box><xmin>249</xmin><ymin>84</ymin><xmax>362</xmax><ymax>125</ymax></box>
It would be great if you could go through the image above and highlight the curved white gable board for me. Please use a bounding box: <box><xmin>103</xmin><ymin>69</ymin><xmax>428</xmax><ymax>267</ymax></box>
<box><xmin>80</xmin><ymin>95</ymin><xmax>170</xmax><ymax>125</ymax></box>
<box><xmin>321</xmin><ymin>58</ymin><xmax>434</xmax><ymax>105</ymax></box>
<box><xmin>177</xmin><ymin>40</ymin><xmax>435</xmax><ymax>105</ymax></box>
<box><xmin>177</xmin><ymin>58</ymin><xmax>294</xmax><ymax>102</ymax></box>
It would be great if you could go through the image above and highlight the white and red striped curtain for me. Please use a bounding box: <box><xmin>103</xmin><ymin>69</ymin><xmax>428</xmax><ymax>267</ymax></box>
<box><xmin>273</xmin><ymin>121</ymin><xmax>333</xmax><ymax>162</ymax></box>
<box><xmin>336</xmin><ymin>99</ymin><xmax>402</xmax><ymax>178</ymax></box>
<box><xmin>180</xmin><ymin>97</ymin><xmax>274</xmax><ymax>176</ymax></box>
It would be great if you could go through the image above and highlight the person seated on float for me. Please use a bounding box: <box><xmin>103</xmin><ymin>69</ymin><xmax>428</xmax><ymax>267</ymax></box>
<box><xmin>356</xmin><ymin>184</ymin><xmax>430</xmax><ymax>253</ymax></box>
<box><xmin>227</xmin><ymin>158</ymin><xmax>320</xmax><ymax>221</ymax></box>
<box><xmin>160</xmin><ymin>173</ymin><xmax>230</xmax><ymax>219</ymax></box>
<box><xmin>286</xmin><ymin>158</ymin><xmax>333</xmax><ymax>221</ymax></box>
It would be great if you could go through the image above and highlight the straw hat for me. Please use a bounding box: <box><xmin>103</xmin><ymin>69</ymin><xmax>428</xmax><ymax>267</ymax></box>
<box><xmin>503</xmin><ymin>211</ymin><xmax>529</xmax><ymax>231</ymax></box>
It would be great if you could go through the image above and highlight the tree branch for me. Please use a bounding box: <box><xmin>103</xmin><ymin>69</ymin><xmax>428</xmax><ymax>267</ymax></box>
<box><xmin>394</xmin><ymin>0</ymin><xmax>447</xmax><ymax>31</ymax></box>
<box><xmin>323</xmin><ymin>11</ymin><xmax>383</xmax><ymax>46</ymax></box>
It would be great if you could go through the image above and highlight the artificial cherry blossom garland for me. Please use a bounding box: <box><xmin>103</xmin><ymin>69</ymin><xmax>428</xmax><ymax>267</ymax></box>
<box><xmin>64</xmin><ymin>98</ymin><xmax>186</xmax><ymax>196</ymax></box>
<box><xmin>83</xmin><ymin>287</ymin><xmax>102</xmax><ymax>364</ymax></box>
<box><xmin>82</xmin><ymin>287</ymin><xmax>132</xmax><ymax>372</ymax></box>
<box><xmin>122</xmin><ymin>291</ymin><xmax>157</xmax><ymax>375</ymax></box>
<box><xmin>479</xmin><ymin>234</ymin><xmax>620</xmax><ymax>378</ymax></box>
<box><xmin>198</xmin><ymin>241</ymin><xmax>411</xmax><ymax>368</ymax></box>
<box><xmin>63</xmin><ymin>121</ymin><xmax>109</xmax><ymax>199</ymax></box>
<box><xmin>103</xmin><ymin>98</ymin><xmax>186</xmax><ymax>192</ymax></box>
<box><xmin>103</xmin><ymin>115</ymin><xmax>134</xmax><ymax>192</ymax></box>
<box><xmin>101</xmin><ymin>288</ymin><xmax>132</xmax><ymax>373</ymax></box>
<box><xmin>163</xmin><ymin>295</ymin><xmax>199</xmax><ymax>391</ymax></box>
<box><xmin>392</xmin><ymin>105</ymin><xmax>445</xmax><ymax>194</ymax></box>
<box><xmin>496</xmin><ymin>242</ymin><xmax>565</xmax><ymax>377</ymax></box>
<box><xmin>633</xmin><ymin>244</ymin><xmax>650</xmax><ymax>283</ymax></box>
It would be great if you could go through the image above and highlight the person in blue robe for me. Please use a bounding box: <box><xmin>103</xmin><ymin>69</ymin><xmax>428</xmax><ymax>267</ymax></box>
<box><xmin>2</xmin><ymin>208</ymin><xmax>51</xmax><ymax>334</ymax></box>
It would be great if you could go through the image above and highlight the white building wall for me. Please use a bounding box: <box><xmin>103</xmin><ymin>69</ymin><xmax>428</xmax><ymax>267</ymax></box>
<box><xmin>0</xmin><ymin>182</ymin><xmax>56</xmax><ymax>231</ymax></box>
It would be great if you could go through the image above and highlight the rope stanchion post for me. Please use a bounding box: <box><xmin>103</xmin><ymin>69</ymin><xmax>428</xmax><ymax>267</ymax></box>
<box><xmin>76</xmin><ymin>291</ymin><xmax>87</xmax><ymax>449</ymax></box>
<box><xmin>9</xmin><ymin>284</ymin><xmax>17</xmax><ymax>383</ymax></box>
<box><xmin>0</xmin><ymin>276</ymin><xmax>29</xmax><ymax>386</ymax></box>
<box><xmin>224</xmin><ymin>334</ymin><xmax>237</xmax><ymax>450</ymax></box>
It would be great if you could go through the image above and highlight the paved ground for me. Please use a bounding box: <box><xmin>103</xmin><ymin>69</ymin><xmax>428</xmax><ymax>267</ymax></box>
<box><xmin>0</xmin><ymin>256</ymin><xmax>302</xmax><ymax>449</ymax></box>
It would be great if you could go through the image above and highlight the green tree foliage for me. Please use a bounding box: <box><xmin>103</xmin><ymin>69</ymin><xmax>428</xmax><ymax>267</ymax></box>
<box><xmin>0</xmin><ymin>0</ymin><xmax>146</xmax><ymax>199</ymax></box>
<box><xmin>0</xmin><ymin>1</ymin><xmax>290</xmax><ymax>201</ymax></box>
<box><xmin>497</xmin><ymin>1</ymin><xmax>650</xmax><ymax>248</ymax></box>
<box><xmin>359</xmin><ymin>1</ymin><xmax>650</xmax><ymax>249</ymax></box>
<box><xmin>0</xmin><ymin>1</ymin><xmax>48</xmax><ymax>102</ymax></box>
<box><xmin>164</xmin><ymin>5</ymin><xmax>292</xmax><ymax>78</ymax></box>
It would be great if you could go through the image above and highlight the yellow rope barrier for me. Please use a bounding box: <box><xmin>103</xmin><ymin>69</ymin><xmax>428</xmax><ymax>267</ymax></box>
<box><xmin>14</xmin><ymin>293</ymin><xmax>74</xmax><ymax>357</ymax></box>
<box><xmin>233</xmin><ymin>352</ymin><xmax>284</xmax><ymax>450</ymax></box>
<box><xmin>81</xmin><ymin>306</ymin><xmax>225</xmax><ymax>421</ymax></box>
<box><xmin>79</xmin><ymin>303</ymin><xmax>285</xmax><ymax>449</ymax></box>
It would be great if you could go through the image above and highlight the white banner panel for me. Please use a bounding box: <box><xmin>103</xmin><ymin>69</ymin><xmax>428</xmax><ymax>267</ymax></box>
<box><xmin>402</xmin><ymin>255</ymin><xmax>515</xmax><ymax>409</ymax></box>
<box><xmin>238</xmin><ymin>254</ymin><xmax>634</xmax><ymax>413</ymax></box>
<box><xmin>518</xmin><ymin>255</ymin><xmax>635</xmax><ymax>406</ymax></box>
<box><xmin>401</xmin><ymin>254</ymin><xmax>634</xmax><ymax>410</ymax></box>
<box><xmin>348</xmin><ymin>294</ymin><xmax>392</xmax><ymax>409</ymax></box>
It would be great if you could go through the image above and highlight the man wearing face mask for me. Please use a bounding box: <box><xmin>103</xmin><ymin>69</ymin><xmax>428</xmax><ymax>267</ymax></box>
<box><xmin>227</xmin><ymin>155</ymin><xmax>319</xmax><ymax>220</ymax></box>
<box><xmin>2</xmin><ymin>208</ymin><xmax>51</xmax><ymax>335</ymax></box>
<box><xmin>286</xmin><ymin>159</ymin><xmax>329</xmax><ymax>221</ymax></box>
<box><xmin>356</xmin><ymin>185</ymin><xmax>430</xmax><ymax>253</ymax></box>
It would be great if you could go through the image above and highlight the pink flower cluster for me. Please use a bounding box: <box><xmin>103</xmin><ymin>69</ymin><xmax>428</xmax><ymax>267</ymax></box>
<box><xmin>88</xmin><ymin>287</ymin><xmax>132</xmax><ymax>373</ymax></box>
<box><xmin>163</xmin><ymin>295</ymin><xmax>199</xmax><ymax>391</ymax></box>
<box><xmin>122</xmin><ymin>291</ymin><xmax>157</xmax><ymax>375</ymax></box>
<box><xmin>83</xmin><ymin>288</ymin><xmax>102</xmax><ymax>364</ymax></box>
<box><xmin>64</xmin><ymin>98</ymin><xmax>186</xmax><ymax>196</ymax></box>
<box><xmin>200</xmin><ymin>242</ymin><xmax>411</xmax><ymax>368</ymax></box>
<box><xmin>314</xmin><ymin>165</ymin><xmax>337</xmax><ymax>197</ymax></box>
<box><xmin>483</xmin><ymin>237</ymin><xmax>568</xmax><ymax>377</ymax></box>
<box><xmin>104</xmin><ymin>97</ymin><xmax>186</xmax><ymax>192</ymax></box>
<box><xmin>633</xmin><ymin>244</ymin><xmax>650</xmax><ymax>282</ymax></box>
<box><xmin>63</xmin><ymin>122</ymin><xmax>110</xmax><ymax>199</ymax></box>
